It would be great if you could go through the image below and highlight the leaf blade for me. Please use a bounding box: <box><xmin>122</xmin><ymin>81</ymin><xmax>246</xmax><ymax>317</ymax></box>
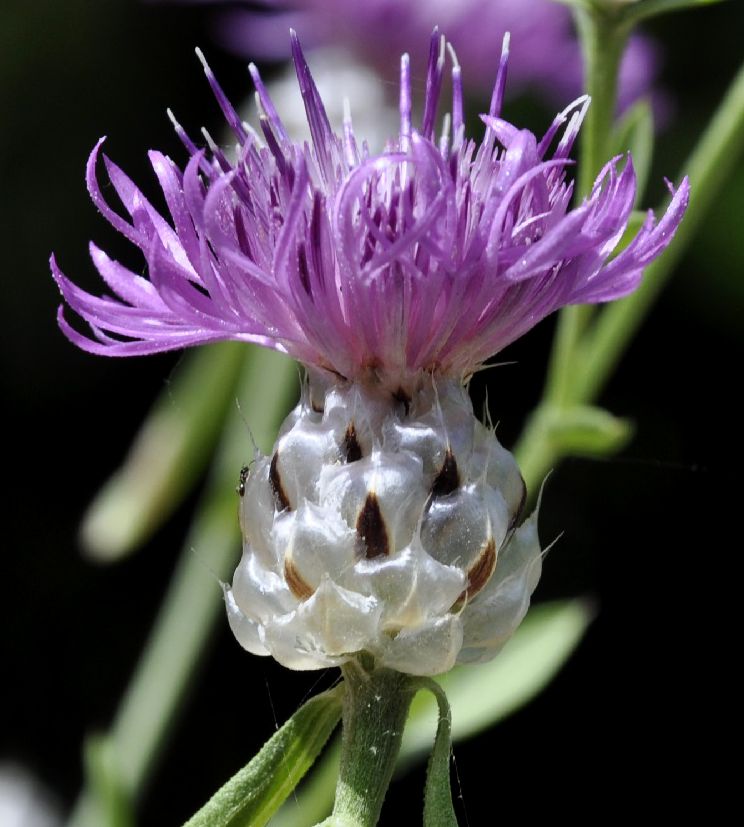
<box><xmin>420</xmin><ymin>682</ymin><xmax>458</xmax><ymax>827</ymax></box>
<box><xmin>81</xmin><ymin>342</ymin><xmax>245</xmax><ymax>561</ymax></box>
<box><xmin>183</xmin><ymin>685</ymin><xmax>344</xmax><ymax>827</ymax></box>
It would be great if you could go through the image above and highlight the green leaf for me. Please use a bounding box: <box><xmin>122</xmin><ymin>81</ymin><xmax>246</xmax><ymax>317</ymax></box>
<box><xmin>612</xmin><ymin>100</ymin><xmax>653</xmax><ymax>205</ymax></box>
<box><xmin>183</xmin><ymin>685</ymin><xmax>344</xmax><ymax>827</ymax></box>
<box><xmin>545</xmin><ymin>405</ymin><xmax>633</xmax><ymax>456</ymax></box>
<box><xmin>81</xmin><ymin>342</ymin><xmax>245</xmax><ymax>562</ymax></box>
<box><xmin>401</xmin><ymin>600</ymin><xmax>594</xmax><ymax>763</ymax></box>
<box><xmin>619</xmin><ymin>0</ymin><xmax>727</xmax><ymax>27</ymax></box>
<box><xmin>419</xmin><ymin>681</ymin><xmax>458</xmax><ymax>827</ymax></box>
<box><xmin>269</xmin><ymin>739</ymin><xmax>342</xmax><ymax>827</ymax></box>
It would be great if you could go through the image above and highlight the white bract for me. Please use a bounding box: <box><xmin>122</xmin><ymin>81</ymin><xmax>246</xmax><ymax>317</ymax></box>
<box><xmin>226</xmin><ymin>378</ymin><xmax>542</xmax><ymax>676</ymax></box>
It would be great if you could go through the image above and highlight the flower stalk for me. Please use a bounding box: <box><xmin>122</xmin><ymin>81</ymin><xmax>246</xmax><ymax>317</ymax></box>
<box><xmin>328</xmin><ymin>661</ymin><xmax>417</xmax><ymax>827</ymax></box>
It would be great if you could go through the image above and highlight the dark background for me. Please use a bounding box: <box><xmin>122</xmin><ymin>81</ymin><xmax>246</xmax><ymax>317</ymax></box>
<box><xmin>2</xmin><ymin>1</ymin><xmax>740</xmax><ymax>823</ymax></box>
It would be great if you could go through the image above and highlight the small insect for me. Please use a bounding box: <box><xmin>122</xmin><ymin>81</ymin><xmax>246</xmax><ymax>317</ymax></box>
<box><xmin>236</xmin><ymin>464</ymin><xmax>251</xmax><ymax>497</ymax></box>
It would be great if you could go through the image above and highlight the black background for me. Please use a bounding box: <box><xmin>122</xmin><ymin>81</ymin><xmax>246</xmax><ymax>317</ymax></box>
<box><xmin>2</xmin><ymin>1</ymin><xmax>741</xmax><ymax>823</ymax></box>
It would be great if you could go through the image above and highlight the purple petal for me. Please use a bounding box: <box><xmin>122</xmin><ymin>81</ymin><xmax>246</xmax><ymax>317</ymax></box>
<box><xmin>52</xmin><ymin>33</ymin><xmax>688</xmax><ymax>389</ymax></box>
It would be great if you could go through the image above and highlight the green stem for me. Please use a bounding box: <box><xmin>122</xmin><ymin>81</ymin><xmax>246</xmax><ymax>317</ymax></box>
<box><xmin>575</xmin><ymin>8</ymin><xmax>628</xmax><ymax>199</ymax></box>
<box><xmin>574</xmin><ymin>57</ymin><xmax>744</xmax><ymax>403</ymax></box>
<box><xmin>330</xmin><ymin>662</ymin><xmax>417</xmax><ymax>827</ymax></box>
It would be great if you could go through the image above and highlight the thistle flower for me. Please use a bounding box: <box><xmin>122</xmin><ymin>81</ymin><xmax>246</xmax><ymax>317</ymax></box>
<box><xmin>52</xmin><ymin>32</ymin><xmax>688</xmax><ymax>675</ymax></box>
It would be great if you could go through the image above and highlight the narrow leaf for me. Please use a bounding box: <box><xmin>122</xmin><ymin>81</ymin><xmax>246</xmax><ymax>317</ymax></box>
<box><xmin>546</xmin><ymin>405</ymin><xmax>633</xmax><ymax>456</ymax></box>
<box><xmin>108</xmin><ymin>349</ymin><xmax>298</xmax><ymax>799</ymax></box>
<box><xmin>81</xmin><ymin>341</ymin><xmax>245</xmax><ymax>561</ymax></box>
<box><xmin>614</xmin><ymin>210</ymin><xmax>647</xmax><ymax>256</ymax></box>
<box><xmin>419</xmin><ymin>681</ymin><xmax>458</xmax><ymax>827</ymax></box>
<box><xmin>183</xmin><ymin>685</ymin><xmax>344</xmax><ymax>827</ymax></box>
<box><xmin>268</xmin><ymin>739</ymin><xmax>341</xmax><ymax>827</ymax></box>
<box><xmin>549</xmin><ymin>0</ymin><xmax>596</xmax><ymax>10</ymax></box>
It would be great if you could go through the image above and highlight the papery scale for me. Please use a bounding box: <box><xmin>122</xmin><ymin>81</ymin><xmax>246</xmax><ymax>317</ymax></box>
<box><xmin>226</xmin><ymin>378</ymin><xmax>542</xmax><ymax>675</ymax></box>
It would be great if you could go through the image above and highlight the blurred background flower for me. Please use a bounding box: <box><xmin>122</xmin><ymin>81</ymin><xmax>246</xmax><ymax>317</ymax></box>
<box><xmin>156</xmin><ymin>0</ymin><xmax>661</xmax><ymax>114</ymax></box>
<box><xmin>0</xmin><ymin>765</ymin><xmax>61</xmax><ymax>827</ymax></box>
<box><xmin>1</xmin><ymin>0</ymin><xmax>740</xmax><ymax>824</ymax></box>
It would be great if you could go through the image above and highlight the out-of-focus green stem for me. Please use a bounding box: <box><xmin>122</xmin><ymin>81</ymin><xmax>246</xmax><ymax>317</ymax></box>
<box><xmin>68</xmin><ymin>347</ymin><xmax>298</xmax><ymax>827</ymax></box>
<box><xmin>513</xmin><ymin>409</ymin><xmax>556</xmax><ymax>495</ymax></box>
<box><xmin>543</xmin><ymin>305</ymin><xmax>592</xmax><ymax>409</ymax></box>
<box><xmin>517</xmin><ymin>58</ymin><xmax>744</xmax><ymax>490</ymax></box>
<box><xmin>575</xmin><ymin>8</ymin><xmax>628</xmax><ymax>199</ymax></box>
<box><xmin>574</xmin><ymin>58</ymin><xmax>744</xmax><ymax>402</ymax></box>
<box><xmin>543</xmin><ymin>8</ymin><xmax>628</xmax><ymax>411</ymax></box>
<box><xmin>82</xmin><ymin>342</ymin><xmax>245</xmax><ymax>562</ymax></box>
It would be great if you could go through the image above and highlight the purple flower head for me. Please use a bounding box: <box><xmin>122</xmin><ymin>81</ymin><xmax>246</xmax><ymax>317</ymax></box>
<box><xmin>52</xmin><ymin>32</ymin><xmax>688</xmax><ymax>394</ymax></box>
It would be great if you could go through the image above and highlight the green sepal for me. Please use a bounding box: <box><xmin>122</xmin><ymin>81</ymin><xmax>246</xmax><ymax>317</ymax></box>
<box><xmin>612</xmin><ymin>99</ymin><xmax>654</xmax><ymax>206</ymax></box>
<box><xmin>183</xmin><ymin>684</ymin><xmax>344</xmax><ymax>827</ymax></box>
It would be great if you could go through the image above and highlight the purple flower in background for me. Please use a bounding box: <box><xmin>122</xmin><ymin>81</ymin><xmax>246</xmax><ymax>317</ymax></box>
<box><xmin>52</xmin><ymin>31</ymin><xmax>687</xmax><ymax>392</ymax></box>
<box><xmin>159</xmin><ymin>0</ymin><xmax>660</xmax><ymax>109</ymax></box>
